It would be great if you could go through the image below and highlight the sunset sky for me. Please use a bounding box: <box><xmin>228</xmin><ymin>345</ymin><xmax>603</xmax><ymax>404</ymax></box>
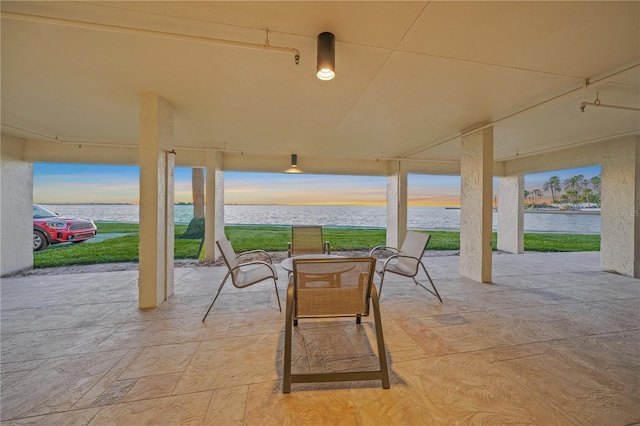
<box><xmin>32</xmin><ymin>163</ymin><xmax>601</xmax><ymax>206</ymax></box>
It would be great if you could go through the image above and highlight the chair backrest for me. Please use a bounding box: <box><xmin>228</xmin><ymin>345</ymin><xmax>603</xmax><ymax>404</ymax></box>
<box><xmin>290</xmin><ymin>226</ymin><xmax>325</xmax><ymax>256</ymax></box>
<box><xmin>397</xmin><ymin>231</ymin><xmax>430</xmax><ymax>272</ymax></box>
<box><xmin>216</xmin><ymin>238</ymin><xmax>239</xmax><ymax>280</ymax></box>
<box><xmin>292</xmin><ymin>257</ymin><xmax>375</xmax><ymax>318</ymax></box>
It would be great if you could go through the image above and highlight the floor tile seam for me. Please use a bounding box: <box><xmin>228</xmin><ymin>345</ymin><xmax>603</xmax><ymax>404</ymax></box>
<box><xmin>0</xmin><ymin>360</ymin><xmax>46</xmax><ymax>374</ymax></box>
<box><xmin>520</xmin><ymin>329</ymin><xmax>640</xmax><ymax>354</ymax></box>
<box><xmin>489</xmin><ymin>362</ymin><xmax>581</xmax><ymax>426</ymax></box>
<box><xmin>0</xmin><ymin>299</ymin><xmax>139</xmax><ymax>312</ymax></box>
<box><xmin>455</xmin><ymin>298</ymin><xmax>640</xmax><ymax>316</ymax></box>
<box><xmin>494</xmin><ymin>343</ymin><xmax>640</xmax><ymax>419</ymax></box>
<box><xmin>0</xmin><ymin>322</ymin><xmax>133</xmax><ymax>336</ymax></box>
<box><xmin>69</xmin><ymin>347</ymin><xmax>143</xmax><ymax>412</ymax></box>
<box><xmin>0</xmin><ymin>406</ymin><xmax>103</xmax><ymax>423</ymax></box>
<box><xmin>165</xmin><ymin>339</ymin><xmax>205</xmax><ymax>395</ymax></box>
<box><xmin>0</xmin><ymin>345</ymin><xmax>136</xmax><ymax>367</ymax></box>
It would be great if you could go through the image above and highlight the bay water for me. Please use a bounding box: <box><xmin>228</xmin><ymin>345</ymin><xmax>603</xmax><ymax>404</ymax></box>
<box><xmin>41</xmin><ymin>204</ymin><xmax>601</xmax><ymax>234</ymax></box>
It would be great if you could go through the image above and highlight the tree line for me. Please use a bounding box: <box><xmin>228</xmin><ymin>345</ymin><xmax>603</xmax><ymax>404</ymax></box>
<box><xmin>525</xmin><ymin>174</ymin><xmax>601</xmax><ymax>208</ymax></box>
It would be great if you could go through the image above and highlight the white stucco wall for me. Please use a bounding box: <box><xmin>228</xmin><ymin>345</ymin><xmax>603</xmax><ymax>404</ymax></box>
<box><xmin>460</xmin><ymin>128</ymin><xmax>493</xmax><ymax>283</ymax></box>
<box><xmin>1</xmin><ymin>135</ymin><xmax>33</xmax><ymax>276</ymax></box>
<box><xmin>497</xmin><ymin>175</ymin><xmax>524</xmax><ymax>254</ymax></box>
<box><xmin>386</xmin><ymin>161</ymin><xmax>407</xmax><ymax>248</ymax></box>
<box><xmin>138</xmin><ymin>93</ymin><xmax>175</xmax><ymax>308</ymax></box>
<box><xmin>205</xmin><ymin>151</ymin><xmax>225</xmax><ymax>262</ymax></box>
<box><xmin>600</xmin><ymin>139</ymin><xmax>640</xmax><ymax>277</ymax></box>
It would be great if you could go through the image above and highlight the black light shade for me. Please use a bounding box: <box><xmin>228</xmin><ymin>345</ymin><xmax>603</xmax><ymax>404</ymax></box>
<box><xmin>291</xmin><ymin>154</ymin><xmax>298</xmax><ymax>167</ymax></box>
<box><xmin>317</xmin><ymin>32</ymin><xmax>335</xmax><ymax>80</ymax></box>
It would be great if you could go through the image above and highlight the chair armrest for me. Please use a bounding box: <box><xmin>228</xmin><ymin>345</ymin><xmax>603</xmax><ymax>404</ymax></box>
<box><xmin>237</xmin><ymin>249</ymin><xmax>273</xmax><ymax>264</ymax></box>
<box><xmin>381</xmin><ymin>254</ymin><xmax>421</xmax><ymax>274</ymax></box>
<box><xmin>324</xmin><ymin>241</ymin><xmax>331</xmax><ymax>255</ymax></box>
<box><xmin>287</xmin><ymin>242</ymin><xmax>292</xmax><ymax>257</ymax></box>
<box><xmin>369</xmin><ymin>246</ymin><xmax>399</xmax><ymax>257</ymax></box>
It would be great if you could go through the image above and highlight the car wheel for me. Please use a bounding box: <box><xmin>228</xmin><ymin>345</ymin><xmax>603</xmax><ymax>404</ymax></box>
<box><xmin>33</xmin><ymin>230</ymin><xmax>49</xmax><ymax>251</ymax></box>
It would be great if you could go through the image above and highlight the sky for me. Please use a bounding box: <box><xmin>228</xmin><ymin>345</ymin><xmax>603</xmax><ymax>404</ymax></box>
<box><xmin>32</xmin><ymin>163</ymin><xmax>602</xmax><ymax>206</ymax></box>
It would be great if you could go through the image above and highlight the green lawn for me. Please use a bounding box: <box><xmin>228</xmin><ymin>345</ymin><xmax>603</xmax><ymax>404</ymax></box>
<box><xmin>32</xmin><ymin>223</ymin><xmax>601</xmax><ymax>268</ymax></box>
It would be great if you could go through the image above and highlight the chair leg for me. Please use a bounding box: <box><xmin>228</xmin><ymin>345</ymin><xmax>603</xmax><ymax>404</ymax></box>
<box><xmin>356</xmin><ymin>314</ymin><xmax>361</xmax><ymax>324</ymax></box>
<box><xmin>202</xmin><ymin>272</ymin><xmax>231</xmax><ymax>321</ymax></box>
<box><xmin>414</xmin><ymin>261</ymin><xmax>443</xmax><ymax>303</ymax></box>
<box><xmin>377</xmin><ymin>271</ymin><xmax>386</xmax><ymax>298</ymax></box>
<box><xmin>283</xmin><ymin>283</ymin><xmax>295</xmax><ymax>393</ymax></box>
<box><xmin>273</xmin><ymin>278</ymin><xmax>282</xmax><ymax>312</ymax></box>
<box><xmin>370</xmin><ymin>285</ymin><xmax>390</xmax><ymax>389</ymax></box>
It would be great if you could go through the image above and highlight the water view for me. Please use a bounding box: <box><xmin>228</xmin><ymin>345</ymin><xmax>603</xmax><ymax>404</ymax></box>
<box><xmin>42</xmin><ymin>204</ymin><xmax>601</xmax><ymax>234</ymax></box>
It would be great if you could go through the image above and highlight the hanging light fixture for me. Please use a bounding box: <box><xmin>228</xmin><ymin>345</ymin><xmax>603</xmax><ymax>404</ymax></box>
<box><xmin>316</xmin><ymin>32</ymin><xmax>335</xmax><ymax>81</ymax></box>
<box><xmin>290</xmin><ymin>154</ymin><xmax>298</xmax><ymax>168</ymax></box>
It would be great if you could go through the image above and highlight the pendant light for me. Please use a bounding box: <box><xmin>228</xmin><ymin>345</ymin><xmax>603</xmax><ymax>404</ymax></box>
<box><xmin>317</xmin><ymin>32</ymin><xmax>335</xmax><ymax>81</ymax></box>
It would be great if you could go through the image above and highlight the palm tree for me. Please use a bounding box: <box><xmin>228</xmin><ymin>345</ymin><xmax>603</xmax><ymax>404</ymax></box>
<box><xmin>566</xmin><ymin>189</ymin><xmax>579</xmax><ymax>208</ymax></box>
<box><xmin>524</xmin><ymin>189</ymin><xmax>531</xmax><ymax>208</ymax></box>
<box><xmin>581</xmin><ymin>188</ymin><xmax>594</xmax><ymax>204</ymax></box>
<box><xmin>563</xmin><ymin>174</ymin><xmax>584</xmax><ymax>192</ymax></box>
<box><xmin>532</xmin><ymin>189</ymin><xmax>543</xmax><ymax>208</ymax></box>
<box><xmin>542</xmin><ymin>175</ymin><xmax>561</xmax><ymax>203</ymax></box>
<box><xmin>590</xmin><ymin>175</ymin><xmax>601</xmax><ymax>205</ymax></box>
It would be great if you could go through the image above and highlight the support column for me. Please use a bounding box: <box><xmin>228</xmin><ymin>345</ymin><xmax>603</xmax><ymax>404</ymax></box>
<box><xmin>460</xmin><ymin>127</ymin><xmax>493</xmax><ymax>283</ymax></box>
<box><xmin>0</xmin><ymin>135</ymin><xmax>33</xmax><ymax>276</ymax></box>
<box><xmin>386</xmin><ymin>161</ymin><xmax>407</xmax><ymax>248</ymax></box>
<box><xmin>601</xmin><ymin>138</ymin><xmax>640</xmax><ymax>278</ymax></box>
<box><xmin>139</xmin><ymin>93</ymin><xmax>175</xmax><ymax>308</ymax></box>
<box><xmin>497</xmin><ymin>175</ymin><xmax>524</xmax><ymax>254</ymax></box>
<box><xmin>204</xmin><ymin>151</ymin><xmax>225</xmax><ymax>262</ymax></box>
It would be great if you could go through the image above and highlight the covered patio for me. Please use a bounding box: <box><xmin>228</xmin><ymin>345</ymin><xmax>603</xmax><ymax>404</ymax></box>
<box><xmin>2</xmin><ymin>252</ymin><xmax>638</xmax><ymax>424</ymax></box>
<box><xmin>2</xmin><ymin>1</ymin><xmax>639</xmax><ymax>297</ymax></box>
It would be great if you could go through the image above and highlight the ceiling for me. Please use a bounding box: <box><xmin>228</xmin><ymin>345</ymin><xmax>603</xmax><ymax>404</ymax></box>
<box><xmin>1</xmin><ymin>1</ymin><xmax>639</xmax><ymax>166</ymax></box>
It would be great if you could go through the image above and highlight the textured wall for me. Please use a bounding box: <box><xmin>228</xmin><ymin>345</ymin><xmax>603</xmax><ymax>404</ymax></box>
<box><xmin>1</xmin><ymin>136</ymin><xmax>33</xmax><ymax>276</ymax></box>
<box><xmin>205</xmin><ymin>151</ymin><xmax>225</xmax><ymax>262</ymax></box>
<box><xmin>460</xmin><ymin>128</ymin><xmax>493</xmax><ymax>283</ymax></box>
<box><xmin>386</xmin><ymin>161</ymin><xmax>407</xmax><ymax>248</ymax></box>
<box><xmin>601</xmin><ymin>139</ymin><xmax>639</xmax><ymax>277</ymax></box>
<box><xmin>497</xmin><ymin>175</ymin><xmax>524</xmax><ymax>253</ymax></box>
<box><xmin>139</xmin><ymin>93</ymin><xmax>175</xmax><ymax>308</ymax></box>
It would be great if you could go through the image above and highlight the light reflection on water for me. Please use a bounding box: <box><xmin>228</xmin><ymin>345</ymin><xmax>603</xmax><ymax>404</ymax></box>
<box><xmin>41</xmin><ymin>204</ymin><xmax>601</xmax><ymax>234</ymax></box>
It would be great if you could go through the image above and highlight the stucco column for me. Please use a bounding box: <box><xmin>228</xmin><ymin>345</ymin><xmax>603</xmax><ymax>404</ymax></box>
<box><xmin>139</xmin><ymin>93</ymin><xmax>175</xmax><ymax>308</ymax></box>
<box><xmin>386</xmin><ymin>160</ymin><xmax>407</xmax><ymax>248</ymax></box>
<box><xmin>497</xmin><ymin>175</ymin><xmax>524</xmax><ymax>254</ymax></box>
<box><xmin>460</xmin><ymin>127</ymin><xmax>493</xmax><ymax>283</ymax></box>
<box><xmin>204</xmin><ymin>151</ymin><xmax>225</xmax><ymax>262</ymax></box>
<box><xmin>0</xmin><ymin>135</ymin><xmax>33</xmax><ymax>276</ymax></box>
<box><xmin>601</xmin><ymin>138</ymin><xmax>640</xmax><ymax>278</ymax></box>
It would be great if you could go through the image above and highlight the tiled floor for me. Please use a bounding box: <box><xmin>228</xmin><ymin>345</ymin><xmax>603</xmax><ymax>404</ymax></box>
<box><xmin>1</xmin><ymin>252</ymin><xmax>639</xmax><ymax>425</ymax></box>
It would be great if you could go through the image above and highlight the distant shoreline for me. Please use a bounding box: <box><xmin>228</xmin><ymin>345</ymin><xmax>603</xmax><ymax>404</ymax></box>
<box><xmin>524</xmin><ymin>209</ymin><xmax>600</xmax><ymax>215</ymax></box>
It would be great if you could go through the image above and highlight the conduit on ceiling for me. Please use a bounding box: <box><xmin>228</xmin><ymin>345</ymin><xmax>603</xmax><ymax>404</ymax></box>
<box><xmin>1</xmin><ymin>11</ymin><xmax>301</xmax><ymax>64</ymax></box>
<box><xmin>580</xmin><ymin>93</ymin><xmax>640</xmax><ymax>112</ymax></box>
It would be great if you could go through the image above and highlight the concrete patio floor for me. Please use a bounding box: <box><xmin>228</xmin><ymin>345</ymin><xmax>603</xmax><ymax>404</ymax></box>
<box><xmin>1</xmin><ymin>252</ymin><xmax>638</xmax><ymax>425</ymax></box>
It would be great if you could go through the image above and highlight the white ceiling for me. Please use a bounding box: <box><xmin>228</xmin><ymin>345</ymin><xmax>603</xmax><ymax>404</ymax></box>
<box><xmin>2</xmin><ymin>1</ymin><xmax>639</xmax><ymax>165</ymax></box>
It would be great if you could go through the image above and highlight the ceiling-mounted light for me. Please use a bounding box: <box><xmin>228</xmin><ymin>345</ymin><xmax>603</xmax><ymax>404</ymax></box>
<box><xmin>291</xmin><ymin>154</ymin><xmax>298</xmax><ymax>167</ymax></box>
<box><xmin>317</xmin><ymin>32</ymin><xmax>335</xmax><ymax>81</ymax></box>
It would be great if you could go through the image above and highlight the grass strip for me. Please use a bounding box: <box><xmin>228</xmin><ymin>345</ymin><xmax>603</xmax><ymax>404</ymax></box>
<box><xmin>34</xmin><ymin>223</ymin><xmax>600</xmax><ymax>268</ymax></box>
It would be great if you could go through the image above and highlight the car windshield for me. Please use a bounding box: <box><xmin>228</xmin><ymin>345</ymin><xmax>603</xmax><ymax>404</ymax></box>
<box><xmin>33</xmin><ymin>205</ymin><xmax>58</xmax><ymax>219</ymax></box>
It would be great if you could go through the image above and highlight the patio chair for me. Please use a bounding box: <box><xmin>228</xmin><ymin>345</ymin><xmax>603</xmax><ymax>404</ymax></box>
<box><xmin>369</xmin><ymin>231</ymin><xmax>442</xmax><ymax>302</ymax></box>
<box><xmin>283</xmin><ymin>257</ymin><xmax>390</xmax><ymax>393</ymax></box>
<box><xmin>202</xmin><ymin>238</ymin><xmax>282</xmax><ymax>321</ymax></box>
<box><xmin>287</xmin><ymin>225</ymin><xmax>331</xmax><ymax>257</ymax></box>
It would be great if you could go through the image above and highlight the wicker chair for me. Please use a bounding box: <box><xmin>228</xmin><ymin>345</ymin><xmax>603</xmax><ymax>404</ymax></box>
<box><xmin>287</xmin><ymin>225</ymin><xmax>330</xmax><ymax>257</ymax></box>
<box><xmin>283</xmin><ymin>257</ymin><xmax>390</xmax><ymax>393</ymax></box>
<box><xmin>369</xmin><ymin>231</ymin><xmax>442</xmax><ymax>302</ymax></box>
<box><xmin>201</xmin><ymin>238</ymin><xmax>281</xmax><ymax>321</ymax></box>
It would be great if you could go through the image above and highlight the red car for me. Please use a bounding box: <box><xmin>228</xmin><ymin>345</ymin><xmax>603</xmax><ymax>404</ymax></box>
<box><xmin>33</xmin><ymin>204</ymin><xmax>97</xmax><ymax>251</ymax></box>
